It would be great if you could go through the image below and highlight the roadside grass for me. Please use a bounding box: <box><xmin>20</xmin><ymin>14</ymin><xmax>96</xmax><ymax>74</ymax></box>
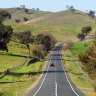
<box><xmin>0</xmin><ymin>57</ymin><xmax>47</xmax><ymax>96</ymax></box>
<box><xmin>62</xmin><ymin>41</ymin><xmax>94</xmax><ymax>96</ymax></box>
<box><xmin>70</xmin><ymin>41</ymin><xmax>93</xmax><ymax>55</ymax></box>
<box><xmin>0</xmin><ymin>41</ymin><xmax>28</xmax><ymax>72</ymax></box>
<box><xmin>62</xmin><ymin>50</ymin><xmax>93</xmax><ymax>96</ymax></box>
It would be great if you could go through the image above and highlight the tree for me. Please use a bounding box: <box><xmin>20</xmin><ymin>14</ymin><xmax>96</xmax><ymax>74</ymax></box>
<box><xmin>32</xmin><ymin>44</ymin><xmax>46</xmax><ymax>59</ymax></box>
<box><xmin>77</xmin><ymin>33</ymin><xmax>86</xmax><ymax>41</ymax></box>
<box><xmin>18</xmin><ymin>31</ymin><xmax>34</xmax><ymax>56</ymax></box>
<box><xmin>0</xmin><ymin>10</ymin><xmax>11</xmax><ymax>23</ymax></box>
<box><xmin>36</xmin><ymin>8</ymin><xmax>40</xmax><ymax>11</ymax></box>
<box><xmin>81</xmin><ymin>26</ymin><xmax>92</xmax><ymax>35</ymax></box>
<box><xmin>35</xmin><ymin>34</ymin><xmax>52</xmax><ymax>51</ymax></box>
<box><xmin>23</xmin><ymin>17</ymin><xmax>28</xmax><ymax>22</ymax></box>
<box><xmin>24</xmin><ymin>8</ymin><xmax>29</xmax><ymax>13</ymax></box>
<box><xmin>0</xmin><ymin>10</ymin><xmax>13</xmax><ymax>52</ymax></box>
<box><xmin>15</xmin><ymin>19</ymin><xmax>20</xmax><ymax>23</ymax></box>
<box><xmin>20</xmin><ymin>5</ymin><xmax>25</xmax><ymax>9</ymax></box>
<box><xmin>88</xmin><ymin>10</ymin><xmax>95</xmax><ymax>18</ymax></box>
<box><xmin>69</xmin><ymin>6</ymin><xmax>75</xmax><ymax>13</ymax></box>
<box><xmin>0</xmin><ymin>25</ymin><xmax>13</xmax><ymax>52</ymax></box>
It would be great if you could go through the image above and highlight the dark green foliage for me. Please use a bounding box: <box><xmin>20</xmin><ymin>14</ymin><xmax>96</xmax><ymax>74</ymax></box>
<box><xmin>88</xmin><ymin>10</ymin><xmax>95</xmax><ymax>18</ymax></box>
<box><xmin>0</xmin><ymin>10</ymin><xmax>13</xmax><ymax>52</ymax></box>
<box><xmin>24</xmin><ymin>8</ymin><xmax>29</xmax><ymax>13</ymax></box>
<box><xmin>35</xmin><ymin>33</ymin><xmax>56</xmax><ymax>51</ymax></box>
<box><xmin>81</xmin><ymin>26</ymin><xmax>92</xmax><ymax>35</ymax></box>
<box><xmin>77</xmin><ymin>33</ymin><xmax>86</xmax><ymax>41</ymax></box>
<box><xmin>18</xmin><ymin>31</ymin><xmax>34</xmax><ymax>55</ymax></box>
<box><xmin>0</xmin><ymin>10</ymin><xmax>11</xmax><ymax>23</ymax></box>
<box><xmin>15</xmin><ymin>19</ymin><xmax>20</xmax><ymax>23</ymax></box>
<box><xmin>23</xmin><ymin>17</ymin><xmax>28</xmax><ymax>22</ymax></box>
<box><xmin>69</xmin><ymin>6</ymin><xmax>75</xmax><ymax>13</ymax></box>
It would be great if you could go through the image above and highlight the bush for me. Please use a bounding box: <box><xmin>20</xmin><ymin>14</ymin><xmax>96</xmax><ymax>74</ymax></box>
<box><xmin>23</xmin><ymin>17</ymin><xmax>28</xmax><ymax>22</ymax></box>
<box><xmin>15</xmin><ymin>19</ymin><xmax>20</xmax><ymax>23</ymax></box>
<box><xmin>63</xmin><ymin>40</ymin><xmax>73</xmax><ymax>50</ymax></box>
<box><xmin>32</xmin><ymin>44</ymin><xmax>47</xmax><ymax>59</ymax></box>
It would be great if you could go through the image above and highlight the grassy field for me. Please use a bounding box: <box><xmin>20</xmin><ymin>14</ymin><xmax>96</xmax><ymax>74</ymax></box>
<box><xmin>62</xmin><ymin>41</ymin><xmax>95</xmax><ymax>96</ymax></box>
<box><xmin>70</xmin><ymin>41</ymin><xmax>94</xmax><ymax>55</ymax></box>
<box><xmin>0</xmin><ymin>41</ymin><xmax>29</xmax><ymax>73</ymax></box>
<box><xmin>4</xmin><ymin>9</ymin><xmax>96</xmax><ymax>42</ymax></box>
<box><xmin>0</xmin><ymin>60</ymin><xmax>46</xmax><ymax>96</ymax></box>
<box><xmin>1</xmin><ymin>8</ymin><xmax>96</xmax><ymax>96</ymax></box>
<box><xmin>62</xmin><ymin>49</ymin><xmax>94</xmax><ymax>96</ymax></box>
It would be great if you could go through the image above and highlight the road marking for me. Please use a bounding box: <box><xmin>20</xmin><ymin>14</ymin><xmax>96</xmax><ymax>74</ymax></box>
<box><xmin>33</xmin><ymin>54</ymin><xmax>52</xmax><ymax>96</ymax></box>
<box><xmin>55</xmin><ymin>54</ymin><xmax>57</xmax><ymax>96</ymax></box>
<box><xmin>55</xmin><ymin>82</ymin><xmax>57</xmax><ymax>96</ymax></box>
<box><xmin>60</xmin><ymin>51</ymin><xmax>80</xmax><ymax>96</ymax></box>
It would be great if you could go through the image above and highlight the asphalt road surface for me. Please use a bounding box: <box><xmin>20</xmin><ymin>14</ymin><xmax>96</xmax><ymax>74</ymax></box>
<box><xmin>25</xmin><ymin>43</ymin><xmax>83</xmax><ymax>96</ymax></box>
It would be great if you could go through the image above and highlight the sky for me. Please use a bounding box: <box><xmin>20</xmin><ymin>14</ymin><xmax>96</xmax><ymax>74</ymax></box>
<box><xmin>0</xmin><ymin>0</ymin><xmax>96</xmax><ymax>12</ymax></box>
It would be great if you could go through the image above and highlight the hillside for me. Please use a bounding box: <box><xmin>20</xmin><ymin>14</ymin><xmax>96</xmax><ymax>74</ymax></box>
<box><xmin>36</xmin><ymin>10</ymin><xmax>95</xmax><ymax>27</ymax></box>
<box><xmin>1</xmin><ymin>8</ymin><xmax>52</xmax><ymax>22</ymax></box>
<box><xmin>4</xmin><ymin>9</ymin><xmax>96</xmax><ymax>41</ymax></box>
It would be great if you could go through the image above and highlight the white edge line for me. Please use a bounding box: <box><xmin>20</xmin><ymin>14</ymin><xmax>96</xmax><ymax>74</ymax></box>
<box><xmin>55</xmin><ymin>82</ymin><xmax>57</xmax><ymax>96</ymax></box>
<box><xmin>33</xmin><ymin>53</ymin><xmax>52</xmax><ymax>96</ymax></box>
<box><xmin>60</xmin><ymin>51</ymin><xmax>80</xmax><ymax>96</ymax></box>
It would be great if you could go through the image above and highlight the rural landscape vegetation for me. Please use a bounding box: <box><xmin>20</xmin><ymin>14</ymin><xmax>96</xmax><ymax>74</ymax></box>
<box><xmin>0</xmin><ymin>3</ymin><xmax>96</xmax><ymax>96</ymax></box>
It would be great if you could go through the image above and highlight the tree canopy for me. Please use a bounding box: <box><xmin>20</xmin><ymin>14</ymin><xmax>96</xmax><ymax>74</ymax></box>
<box><xmin>0</xmin><ymin>10</ymin><xmax>13</xmax><ymax>52</ymax></box>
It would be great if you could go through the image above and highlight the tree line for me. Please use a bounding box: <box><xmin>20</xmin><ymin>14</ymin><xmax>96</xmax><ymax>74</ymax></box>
<box><xmin>0</xmin><ymin>9</ymin><xmax>57</xmax><ymax>59</ymax></box>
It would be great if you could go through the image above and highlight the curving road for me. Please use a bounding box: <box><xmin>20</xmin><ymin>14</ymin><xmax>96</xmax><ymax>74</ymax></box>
<box><xmin>25</xmin><ymin>43</ymin><xmax>83</xmax><ymax>96</ymax></box>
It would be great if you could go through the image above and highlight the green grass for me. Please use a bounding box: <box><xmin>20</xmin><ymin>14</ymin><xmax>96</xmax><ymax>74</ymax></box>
<box><xmin>70</xmin><ymin>42</ymin><xmax>86</xmax><ymax>55</ymax></box>
<box><xmin>0</xmin><ymin>59</ymin><xmax>46</xmax><ymax>96</ymax></box>
<box><xmin>0</xmin><ymin>41</ymin><xmax>29</xmax><ymax>72</ymax></box>
<box><xmin>4</xmin><ymin>9</ymin><xmax>96</xmax><ymax>42</ymax></box>
<box><xmin>62</xmin><ymin>50</ymin><xmax>93</xmax><ymax>96</ymax></box>
<box><xmin>70</xmin><ymin>41</ymin><xmax>94</xmax><ymax>55</ymax></box>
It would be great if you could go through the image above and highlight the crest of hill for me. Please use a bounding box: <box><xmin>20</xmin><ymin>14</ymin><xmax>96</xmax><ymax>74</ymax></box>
<box><xmin>1</xmin><ymin>8</ymin><xmax>53</xmax><ymax>22</ymax></box>
<box><xmin>36</xmin><ymin>10</ymin><xmax>95</xmax><ymax>27</ymax></box>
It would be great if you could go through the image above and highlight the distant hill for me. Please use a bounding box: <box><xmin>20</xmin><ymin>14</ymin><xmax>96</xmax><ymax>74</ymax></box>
<box><xmin>1</xmin><ymin>8</ymin><xmax>52</xmax><ymax>22</ymax></box>
<box><xmin>36</xmin><ymin>10</ymin><xmax>95</xmax><ymax>27</ymax></box>
<box><xmin>2</xmin><ymin>8</ymin><xmax>96</xmax><ymax>41</ymax></box>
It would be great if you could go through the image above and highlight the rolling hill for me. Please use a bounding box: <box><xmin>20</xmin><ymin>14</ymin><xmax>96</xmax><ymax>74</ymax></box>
<box><xmin>3</xmin><ymin>8</ymin><xmax>96</xmax><ymax>41</ymax></box>
<box><xmin>2</xmin><ymin>8</ymin><xmax>52</xmax><ymax>22</ymax></box>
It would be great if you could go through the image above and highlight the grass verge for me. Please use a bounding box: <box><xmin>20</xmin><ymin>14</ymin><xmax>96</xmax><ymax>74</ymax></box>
<box><xmin>0</xmin><ymin>58</ymin><xmax>47</xmax><ymax>96</ymax></box>
<box><xmin>62</xmin><ymin>49</ymin><xmax>94</xmax><ymax>96</ymax></box>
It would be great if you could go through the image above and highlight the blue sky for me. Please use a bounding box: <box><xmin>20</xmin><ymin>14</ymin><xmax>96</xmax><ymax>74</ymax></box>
<box><xmin>0</xmin><ymin>0</ymin><xmax>96</xmax><ymax>12</ymax></box>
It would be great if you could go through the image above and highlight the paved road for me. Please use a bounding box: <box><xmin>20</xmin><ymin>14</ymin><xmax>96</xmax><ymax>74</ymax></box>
<box><xmin>25</xmin><ymin>44</ymin><xmax>83</xmax><ymax>96</ymax></box>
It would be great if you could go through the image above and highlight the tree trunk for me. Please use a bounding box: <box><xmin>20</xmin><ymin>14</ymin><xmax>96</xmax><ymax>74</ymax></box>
<box><xmin>26</xmin><ymin>44</ymin><xmax>30</xmax><ymax>57</ymax></box>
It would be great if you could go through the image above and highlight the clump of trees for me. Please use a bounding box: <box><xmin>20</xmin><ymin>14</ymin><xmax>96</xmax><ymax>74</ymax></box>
<box><xmin>32</xmin><ymin>32</ymin><xmax>57</xmax><ymax>59</ymax></box>
<box><xmin>0</xmin><ymin>10</ymin><xmax>13</xmax><ymax>52</ymax></box>
<box><xmin>79</xmin><ymin>44</ymin><xmax>96</xmax><ymax>79</ymax></box>
<box><xmin>87</xmin><ymin>10</ymin><xmax>95</xmax><ymax>19</ymax></box>
<box><xmin>23</xmin><ymin>17</ymin><xmax>28</xmax><ymax>22</ymax></box>
<box><xmin>15</xmin><ymin>19</ymin><xmax>21</xmax><ymax>23</ymax></box>
<box><xmin>66</xmin><ymin>5</ymin><xmax>75</xmax><ymax>13</ymax></box>
<box><xmin>13</xmin><ymin>31</ymin><xmax>56</xmax><ymax>59</ymax></box>
<box><xmin>15</xmin><ymin>31</ymin><xmax>34</xmax><ymax>56</ymax></box>
<box><xmin>32</xmin><ymin>44</ymin><xmax>47</xmax><ymax>59</ymax></box>
<box><xmin>77</xmin><ymin>26</ymin><xmax>92</xmax><ymax>41</ymax></box>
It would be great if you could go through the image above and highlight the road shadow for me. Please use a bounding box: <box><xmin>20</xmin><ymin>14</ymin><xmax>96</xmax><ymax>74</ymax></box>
<box><xmin>6</xmin><ymin>70</ymin><xmax>65</xmax><ymax>77</ymax></box>
<box><xmin>50</xmin><ymin>58</ymin><xmax>64</xmax><ymax>60</ymax></box>
<box><xmin>0</xmin><ymin>52</ymin><xmax>32</xmax><ymax>59</ymax></box>
<box><xmin>0</xmin><ymin>80</ymin><xmax>25</xmax><ymax>84</ymax></box>
<box><xmin>27</xmin><ymin>58</ymin><xmax>40</xmax><ymax>66</ymax></box>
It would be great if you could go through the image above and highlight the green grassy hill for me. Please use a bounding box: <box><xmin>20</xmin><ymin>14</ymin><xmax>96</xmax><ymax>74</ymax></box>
<box><xmin>4</xmin><ymin>9</ymin><xmax>96</xmax><ymax>41</ymax></box>
<box><xmin>1</xmin><ymin>8</ymin><xmax>52</xmax><ymax>22</ymax></box>
<box><xmin>37</xmin><ymin>10</ymin><xmax>95</xmax><ymax>26</ymax></box>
